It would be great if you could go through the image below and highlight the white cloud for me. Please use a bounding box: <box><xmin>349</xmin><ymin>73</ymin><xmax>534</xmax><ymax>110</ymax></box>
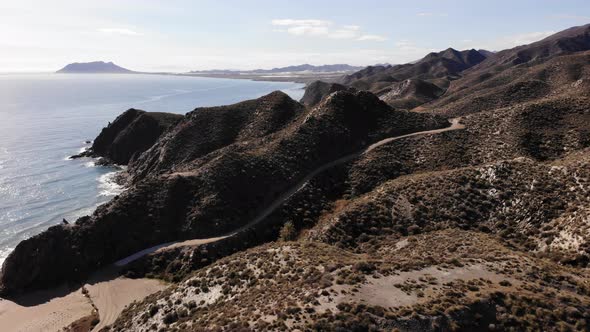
<box><xmin>330</xmin><ymin>25</ymin><xmax>361</xmax><ymax>39</ymax></box>
<box><xmin>271</xmin><ymin>19</ymin><xmax>331</xmax><ymax>27</ymax></box>
<box><xmin>358</xmin><ymin>35</ymin><xmax>388</xmax><ymax>42</ymax></box>
<box><xmin>417</xmin><ymin>12</ymin><xmax>448</xmax><ymax>17</ymax></box>
<box><xmin>98</xmin><ymin>28</ymin><xmax>143</xmax><ymax>36</ymax></box>
<box><xmin>271</xmin><ymin>18</ymin><xmax>386</xmax><ymax>42</ymax></box>
<box><xmin>287</xmin><ymin>25</ymin><xmax>330</xmax><ymax>36</ymax></box>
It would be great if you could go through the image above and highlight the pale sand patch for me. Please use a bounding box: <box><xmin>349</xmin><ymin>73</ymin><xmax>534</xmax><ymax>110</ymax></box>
<box><xmin>318</xmin><ymin>263</ymin><xmax>515</xmax><ymax>312</ymax></box>
<box><xmin>0</xmin><ymin>286</ymin><xmax>93</xmax><ymax>332</ymax></box>
<box><xmin>86</xmin><ymin>273</ymin><xmax>167</xmax><ymax>331</ymax></box>
<box><xmin>0</xmin><ymin>269</ymin><xmax>167</xmax><ymax>332</ymax></box>
<box><xmin>354</xmin><ymin>264</ymin><xmax>508</xmax><ymax>309</ymax></box>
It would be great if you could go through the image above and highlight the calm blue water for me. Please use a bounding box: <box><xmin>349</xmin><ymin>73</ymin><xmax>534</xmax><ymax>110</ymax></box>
<box><xmin>0</xmin><ymin>73</ymin><xmax>304</xmax><ymax>264</ymax></box>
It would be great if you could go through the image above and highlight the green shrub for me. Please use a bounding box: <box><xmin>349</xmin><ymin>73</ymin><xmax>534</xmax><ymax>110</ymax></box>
<box><xmin>279</xmin><ymin>221</ymin><xmax>297</xmax><ymax>241</ymax></box>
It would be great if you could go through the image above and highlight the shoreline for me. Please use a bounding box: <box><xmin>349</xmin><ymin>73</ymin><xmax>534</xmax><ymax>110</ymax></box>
<box><xmin>175</xmin><ymin>72</ymin><xmax>344</xmax><ymax>84</ymax></box>
<box><xmin>15</xmin><ymin>71</ymin><xmax>343</xmax><ymax>85</ymax></box>
<box><xmin>0</xmin><ymin>147</ymin><xmax>127</xmax><ymax>267</ymax></box>
<box><xmin>0</xmin><ymin>265</ymin><xmax>166</xmax><ymax>332</ymax></box>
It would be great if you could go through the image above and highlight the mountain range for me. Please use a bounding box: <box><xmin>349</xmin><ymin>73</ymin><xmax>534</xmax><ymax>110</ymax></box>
<box><xmin>189</xmin><ymin>64</ymin><xmax>364</xmax><ymax>75</ymax></box>
<box><xmin>336</xmin><ymin>48</ymin><xmax>488</xmax><ymax>109</ymax></box>
<box><xmin>3</xmin><ymin>23</ymin><xmax>590</xmax><ymax>332</ymax></box>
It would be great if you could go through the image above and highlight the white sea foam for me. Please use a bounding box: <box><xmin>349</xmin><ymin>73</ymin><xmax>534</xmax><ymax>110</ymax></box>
<box><xmin>98</xmin><ymin>171</ymin><xmax>124</xmax><ymax>197</ymax></box>
<box><xmin>0</xmin><ymin>247</ymin><xmax>14</xmax><ymax>266</ymax></box>
<box><xmin>64</xmin><ymin>145</ymin><xmax>91</xmax><ymax>160</ymax></box>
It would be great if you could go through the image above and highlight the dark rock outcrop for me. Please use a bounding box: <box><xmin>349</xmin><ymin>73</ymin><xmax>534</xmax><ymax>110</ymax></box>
<box><xmin>72</xmin><ymin>109</ymin><xmax>183</xmax><ymax>165</ymax></box>
<box><xmin>377</xmin><ymin>78</ymin><xmax>445</xmax><ymax>109</ymax></box>
<box><xmin>129</xmin><ymin>91</ymin><xmax>305</xmax><ymax>181</ymax></box>
<box><xmin>299</xmin><ymin>81</ymin><xmax>354</xmax><ymax>107</ymax></box>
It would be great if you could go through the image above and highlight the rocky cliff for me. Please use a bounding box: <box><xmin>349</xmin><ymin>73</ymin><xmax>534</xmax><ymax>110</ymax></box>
<box><xmin>0</xmin><ymin>90</ymin><xmax>446</xmax><ymax>294</ymax></box>
<box><xmin>72</xmin><ymin>109</ymin><xmax>183</xmax><ymax>165</ymax></box>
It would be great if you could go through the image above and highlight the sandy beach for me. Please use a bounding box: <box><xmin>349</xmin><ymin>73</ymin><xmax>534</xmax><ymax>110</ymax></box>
<box><xmin>0</xmin><ymin>269</ymin><xmax>166</xmax><ymax>332</ymax></box>
<box><xmin>0</xmin><ymin>285</ymin><xmax>93</xmax><ymax>332</ymax></box>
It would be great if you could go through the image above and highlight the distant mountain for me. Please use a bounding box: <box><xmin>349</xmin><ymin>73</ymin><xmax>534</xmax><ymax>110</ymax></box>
<box><xmin>477</xmin><ymin>49</ymin><xmax>496</xmax><ymax>57</ymax></box>
<box><xmin>256</xmin><ymin>64</ymin><xmax>364</xmax><ymax>73</ymax></box>
<box><xmin>427</xmin><ymin>23</ymin><xmax>590</xmax><ymax>116</ymax></box>
<box><xmin>473</xmin><ymin>23</ymin><xmax>590</xmax><ymax>71</ymax></box>
<box><xmin>56</xmin><ymin>61</ymin><xmax>134</xmax><ymax>74</ymax></box>
<box><xmin>338</xmin><ymin>48</ymin><xmax>487</xmax><ymax>108</ymax></box>
<box><xmin>189</xmin><ymin>64</ymin><xmax>363</xmax><ymax>75</ymax></box>
<box><xmin>342</xmin><ymin>48</ymin><xmax>487</xmax><ymax>86</ymax></box>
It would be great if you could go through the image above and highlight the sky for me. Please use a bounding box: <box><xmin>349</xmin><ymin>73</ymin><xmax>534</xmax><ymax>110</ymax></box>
<box><xmin>1</xmin><ymin>0</ymin><xmax>590</xmax><ymax>72</ymax></box>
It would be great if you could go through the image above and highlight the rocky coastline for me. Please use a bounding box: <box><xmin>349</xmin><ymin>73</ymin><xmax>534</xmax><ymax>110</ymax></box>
<box><xmin>1</xmin><ymin>23</ymin><xmax>590</xmax><ymax>331</ymax></box>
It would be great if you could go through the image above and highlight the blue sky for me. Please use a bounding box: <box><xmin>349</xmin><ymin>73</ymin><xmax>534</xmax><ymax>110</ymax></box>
<box><xmin>1</xmin><ymin>0</ymin><xmax>589</xmax><ymax>72</ymax></box>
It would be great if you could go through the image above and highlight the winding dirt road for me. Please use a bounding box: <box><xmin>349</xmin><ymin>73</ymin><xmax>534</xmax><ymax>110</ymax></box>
<box><xmin>0</xmin><ymin>118</ymin><xmax>465</xmax><ymax>332</ymax></box>
<box><xmin>117</xmin><ymin>117</ymin><xmax>465</xmax><ymax>264</ymax></box>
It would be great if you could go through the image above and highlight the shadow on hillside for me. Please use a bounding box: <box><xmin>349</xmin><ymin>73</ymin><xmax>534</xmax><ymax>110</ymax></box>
<box><xmin>1</xmin><ymin>265</ymin><xmax>121</xmax><ymax>307</ymax></box>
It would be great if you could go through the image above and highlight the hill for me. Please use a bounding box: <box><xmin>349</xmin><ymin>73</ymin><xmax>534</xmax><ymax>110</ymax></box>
<box><xmin>0</xmin><ymin>90</ymin><xmax>445</xmax><ymax>294</ymax></box>
<box><xmin>56</xmin><ymin>61</ymin><xmax>134</xmax><ymax>74</ymax></box>
<box><xmin>2</xmin><ymin>23</ymin><xmax>590</xmax><ymax>332</ymax></box>
<box><xmin>299</xmin><ymin>81</ymin><xmax>354</xmax><ymax>107</ymax></box>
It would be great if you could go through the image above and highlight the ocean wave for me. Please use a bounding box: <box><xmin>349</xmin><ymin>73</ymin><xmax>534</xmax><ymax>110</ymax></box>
<box><xmin>64</xmin><ymin>145</ymin><xmax>91</xmax><ymax>161</ymax></box>
<box><xmin>98</xmin><ymin>171</ymin><xmax>125</xmax><ymax>197</ymax></box>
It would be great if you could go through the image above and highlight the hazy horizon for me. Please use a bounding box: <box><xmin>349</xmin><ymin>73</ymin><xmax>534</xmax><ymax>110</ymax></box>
<box><xmin>1</xmin><ymin>0</ymin><xmax>590</xmax><ymax>73</ymax></box>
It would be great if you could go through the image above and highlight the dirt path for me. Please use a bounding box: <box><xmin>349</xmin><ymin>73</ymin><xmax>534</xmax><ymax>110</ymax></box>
<box><xmin>117</xmin><ymin>118</ymin><xmax>465</xmax><ymax>263</ymax></box>
<box><xmin>230</xmin><ymin>118</ymin><xmax>465</xmax><ymax>235</ymax></box>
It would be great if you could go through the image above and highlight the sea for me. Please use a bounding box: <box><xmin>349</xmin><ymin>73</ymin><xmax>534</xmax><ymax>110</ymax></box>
<box><xmin>0</xmin><ymin>73</ymin><xmax>304</xmax><ymax>265</ymax></box>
